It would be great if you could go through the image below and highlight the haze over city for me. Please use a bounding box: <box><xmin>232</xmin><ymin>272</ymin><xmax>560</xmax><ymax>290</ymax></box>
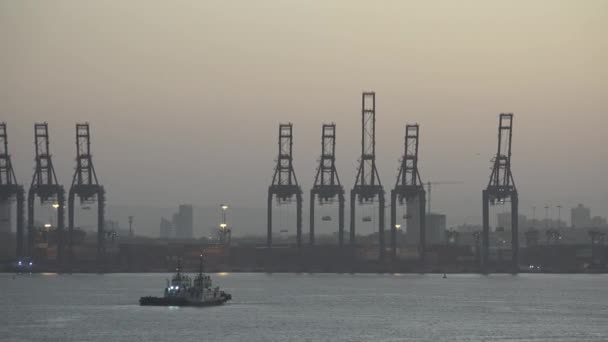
<box><xmin>3</xmin><ymin>2</ymin><xmax>608</xmax><ymax>342</ymax></box>
<box><xmin>1</xmin><ymin>0</ymin><xmax>607</xmax><ymax>236</ymax></box>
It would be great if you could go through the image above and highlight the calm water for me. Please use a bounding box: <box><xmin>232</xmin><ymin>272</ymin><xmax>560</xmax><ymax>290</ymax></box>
<box><xmin>0</xmin><ymin>273</ymin><xmax>607</xmax><ymax>341</ymax></box>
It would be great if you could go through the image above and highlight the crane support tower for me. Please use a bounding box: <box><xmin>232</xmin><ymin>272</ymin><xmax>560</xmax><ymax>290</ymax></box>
<box><xmin>0</xmin><ymin>123</ymin><xmax>26</xmax><ymax>257</ymax></box>
<box><xmin>310</xmin><ymin>124</ymin><xmax>345</xmax><ymax>246</ymax></box>
<box><xmin>390</xmin><ymin>124</ymin><xmax>426</xmax><ymax>261</ymax></box>
<box><xmin>350</xmin><ymin>92</ymin><xmax>386</xmax><ymax>260</ymax></box>
<box><xmin>267</xmin><ymin>123</ymin><xmax>303</xmax><ymax>248</ymax></box>
<box><xmin>68</xmin><ymin>123</ymin><xmax>106</xmax><ymax>268</ymax></box>
<box><xmin>28</xmin><ymin>123</ymin><xmax>66</xmax><ymax>262</ymax></box>
<box><xmin>482</xmin><ymin>113</ymin><xmax>519</xmax><ymax>273</ymax></box>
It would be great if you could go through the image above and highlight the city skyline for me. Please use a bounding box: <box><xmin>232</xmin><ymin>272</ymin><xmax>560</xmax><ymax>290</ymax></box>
<box><xmin>1</xmin><ymin>0</ymin><xmax>606</xmax><ymax>231</ymax></box>
<box><xmin>2</xmin><ymin>2</ymin><xmax>607</xmax><ymax>341</ymax></box>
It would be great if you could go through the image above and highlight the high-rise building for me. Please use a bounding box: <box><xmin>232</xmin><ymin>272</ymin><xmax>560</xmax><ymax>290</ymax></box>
<box><xmin>591</xmin><ymin>216</ymin><xmax>608</xmax><ymax>228</ymax></box>
<box><xmin>455</xmin><ymin>224</ymin><xmax>482</xmax><ymax>233</ymax></box>
<box><xmin>175</xmin><ymin>204</ymin><xmax>193</xmax><ymax>239</ymax></box>
<box><xmin>426</xmin><ymin>213</ymin><xmax>446</xmax><ymax>244</ymax></box>
<box><xmin>405</xmin><ymin>197</ymin><xmax>421</xmax><ymax>238</ymax></box>
<box><xmin>159</xmin><ymin>217</ymin><xmax>174</xmax><ymax>238</ymax></box>
<box><xmin>496</xmin><ymin>212</ymin><xmax>527</xmax><ymax>231</ymax></box>
<box><xmin>405</xmin><ymin>211</ymin><xmax>445</xmax><ymax>245</ymax></box>
<box><xmin>571</xmin><ymin>204</ymin><xmax>591</xmax><ymax>228</ymax></box>
<box><xmin>0</xmin><ymin>201</ymin><xmax>11</xmax><ymax>234</ymax></box>
<box><xmin>172</xmin><ymin>212</ymin><xmax>179</xmax><ymax>230</ymax></box>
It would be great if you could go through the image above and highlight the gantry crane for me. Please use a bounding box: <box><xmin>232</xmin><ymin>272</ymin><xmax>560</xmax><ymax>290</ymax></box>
<box><xmin>28</xmin><ymin>123</ymin><xmax>65</xmax><ymax>263</ymax></box>
<box><xmin>0</xmin><ymin>123</ymin><xmax>26</xmax><ymax>257</ymax></box>
<box><xmin>351</xmin><ymin>92</ymin><xmax>386</xmax><ymax>260</ymax></box>
<box><xmin>482</xmin><ymin>114</ymin><xmax>518</xmax><ymax>273</ymax></box>
<box><xmin>68</xmin><ymin>123</ymin><xmax>106</xmax><ymax>268</ymax></box>
<box><xmin>310</xmin><ymin>124</ymin><xmax>344</xmax><ymax>245</ymax></box>
<box><xmin>267</xmin><ymin>123</ymin><xmax>303</xmax><ymax>248</ymax></box>
<box><xmin>390</xmin><ymin>124</ymin><xmax>426</xmax><ymax>261</ymax></box>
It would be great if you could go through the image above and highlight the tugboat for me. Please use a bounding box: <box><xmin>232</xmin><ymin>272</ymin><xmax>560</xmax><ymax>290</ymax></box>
<box><xmin>139</xmin><ymin>254</ymin><xmax>231</xmax><ymax>307</ymax></box>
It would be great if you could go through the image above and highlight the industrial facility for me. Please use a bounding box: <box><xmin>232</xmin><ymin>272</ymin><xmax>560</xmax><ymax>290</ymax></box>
<box><xmin>0</xmin><ymin>93</ymin><xmax>607</xmax><ymax>274</ymax></box>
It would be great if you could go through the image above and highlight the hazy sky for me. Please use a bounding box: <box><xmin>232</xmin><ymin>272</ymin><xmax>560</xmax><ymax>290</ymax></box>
<box><xmin>1</xmin><ymin>0</ymin><xmax>607</xmax><ymax>229</ymax></box>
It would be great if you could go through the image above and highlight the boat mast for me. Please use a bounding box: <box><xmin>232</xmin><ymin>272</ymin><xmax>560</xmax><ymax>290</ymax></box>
<box><xmin>198</xmin><ymin>250</ymin><xmax>205</xmax><ymax>288</ymax></box>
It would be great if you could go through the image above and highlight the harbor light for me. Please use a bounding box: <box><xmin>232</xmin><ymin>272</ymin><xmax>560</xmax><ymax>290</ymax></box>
<box><xmin>219</xmin><ymin>204</ymin><xmax>230</xmax><ymax>242</ymax></box>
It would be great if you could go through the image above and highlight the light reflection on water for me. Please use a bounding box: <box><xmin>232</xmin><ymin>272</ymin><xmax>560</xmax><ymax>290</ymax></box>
<box><xmin>1</xmin><ymin>273</ymin><xmax>607</xmax><ymax>342</ymax></box>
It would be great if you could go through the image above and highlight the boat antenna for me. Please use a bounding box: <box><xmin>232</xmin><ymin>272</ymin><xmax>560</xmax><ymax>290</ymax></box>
<box><xmin>199</xmin><ymin>250</ymin><xmax>205</xmax><ymax>276</ymax></box>
<box><xmin>176</xmin><ymin>258</ymin><xmax>182</xmax><ymax>279</ymax></box>
<box><xmin>198</xmin><ymin>250</ymin><xmax>205</xmax><ymax>288</ymax></box>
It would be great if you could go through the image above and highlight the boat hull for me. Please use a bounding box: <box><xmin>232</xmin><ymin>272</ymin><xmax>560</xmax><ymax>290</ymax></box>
<box><xmin>139</xmin><ymin>295</ymin><xmax>231</xmax><ymax>307</ymax></box>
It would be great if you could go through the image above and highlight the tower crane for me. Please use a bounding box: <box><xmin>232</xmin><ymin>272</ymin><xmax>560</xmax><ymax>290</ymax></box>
<box><xmin>424</xmin><ymin>181</ymin><xmax>464</xmax><ymax>214</ymax></box>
